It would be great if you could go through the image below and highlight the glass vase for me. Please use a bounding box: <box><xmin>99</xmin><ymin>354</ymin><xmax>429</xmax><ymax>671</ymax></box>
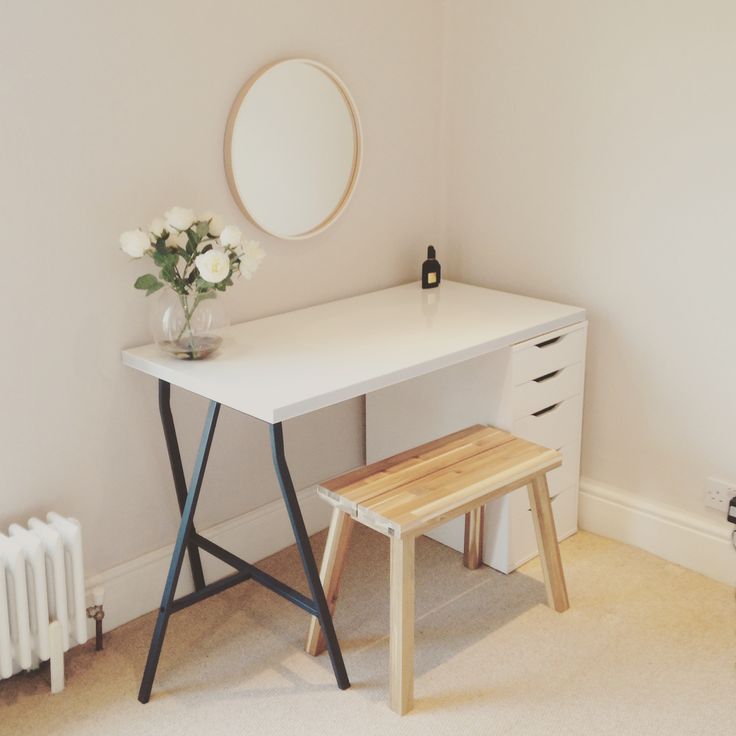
<box><xmin>149</xmin><ymin>290</ymin><xmax>229</xmax><ymax>360</ymax></box>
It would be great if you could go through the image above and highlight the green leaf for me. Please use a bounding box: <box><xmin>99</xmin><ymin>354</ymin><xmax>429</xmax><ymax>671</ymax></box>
<box><xmin>186</xmin><ymin>230</ymin><xmax>199</xmax><ymax>251</ymax></box>
<box><xmin>153</xmin><ymin>250</ymin><xmax>178</xmax><ymax>269</ymax></box>
<box><xmin>160</xmin><ymin>263</ymin><xmax>176</xmax><ymax>283</ymax></box>
<box><xmin>159</xmin><ymin>251</ymin><xmax>179</xmax><ymax>270</ymax></box>
<box><xmin>134</xmin><ymin>274</ymin><xmax>158</xmax><ymax>290</ymax></box>
<box><xmin>196</xmin><ymin>220</ymin><xmax>209</xmax><ymax>240</ymax></box>
<box><xmin>134</xmin><ymin>274</ymin><xmax>164</xmax><ymax>296</ymax></box>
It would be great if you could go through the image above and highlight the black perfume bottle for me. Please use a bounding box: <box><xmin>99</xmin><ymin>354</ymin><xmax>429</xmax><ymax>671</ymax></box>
<box><xmin>422</xmin><ymin>245</ymin><xmax>441</xmax><ymax>289</ymax></box>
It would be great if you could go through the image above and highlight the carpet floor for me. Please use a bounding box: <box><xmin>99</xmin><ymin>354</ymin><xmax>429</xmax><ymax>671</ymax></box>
<box><xmin>1</xmin><ymin>528</ymin><xmax>734</xmax><ymax>736</ymax></box>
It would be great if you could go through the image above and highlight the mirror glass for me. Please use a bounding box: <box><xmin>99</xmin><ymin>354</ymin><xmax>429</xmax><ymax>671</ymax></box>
<box><xmin>225</xmin><ymin>59</ymin><xmax>362</xmax><ymax>240</ymax></box>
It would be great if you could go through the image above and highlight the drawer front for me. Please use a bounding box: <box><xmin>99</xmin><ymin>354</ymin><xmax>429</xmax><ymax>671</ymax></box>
<box><xmin>509</xmin><ymin>485</ymin><xmax>579</xmax><ymax>568</ymax></box>
<box><xmin>512</xmin><ymin>394</ymin><xmax>583</xmax><ymax>450</ymax></box>
<box><xmin>504</xmin><ymin>443</ymin><xmax>580</xmax><ymax>514</ymax></box>
<box><xmin>512</xmin><ymin>324</ymin><xmax>587</xmax><ymax>385</ymax></box>
<box><xmin>511</xmin><ymin>362</ymin><xmax>584</xmax><ymax>420</ymax></box>
<box><xmin>547</xmin><ymin>443</ymin><xmax>581</xmax><ymax>497</ymax></box>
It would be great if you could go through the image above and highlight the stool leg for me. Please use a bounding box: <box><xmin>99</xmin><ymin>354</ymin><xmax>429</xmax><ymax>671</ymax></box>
<box><xmin>306</xmin><ymin>509</ymin><xmax>354</xmax><ymax>656</ymax></box>
<box><xmin>527</xmin><ymin>475</ymin><xmax>569</xmax><ymax>612</ymax></box>
<box><xmin>463</xmin><ymin>506</ymin><xmax>484</xmax><ymax>569</ymax></box>
<box><xmin>389</xmin><ymin>534</ymin><xmax>415</xmax><ymax>715</ymax></box>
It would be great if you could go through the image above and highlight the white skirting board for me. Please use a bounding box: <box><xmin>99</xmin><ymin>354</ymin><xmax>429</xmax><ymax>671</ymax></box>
<box><xmin>579</xmin><ymin>477</ymin><xmax>736</xmax><ymax>587</ymax></box>
<box><xmin>85</xmin><ymin>486</ymin><xmax>332</xmax><ymax>634</ymax></box>
<box><xmin>85</xmin><ymin>478</ymin><xmax>735</xmax><ymax>636</ymax></box>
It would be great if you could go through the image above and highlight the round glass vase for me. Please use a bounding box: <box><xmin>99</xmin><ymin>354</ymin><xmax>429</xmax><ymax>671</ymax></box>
<box><xmin>149</xmin><ymin>290</ymin><xmax>229</xmax><ymax>360</ymax></box>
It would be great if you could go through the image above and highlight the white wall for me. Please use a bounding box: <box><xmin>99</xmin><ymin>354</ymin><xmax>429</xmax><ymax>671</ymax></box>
<box><xmin>3</xmin><ymin>0</ymin><xmax>733</xmax><ymax>588</ymax></box>
<box><xmin>0</xmin><ymin>0</ymin><xmax>444</xmax><ymax>575</ymax></box>
<box><xmin>442</xmin><ymin>0</ymin><xmax>736</xmax><ymax>527</ymax></box>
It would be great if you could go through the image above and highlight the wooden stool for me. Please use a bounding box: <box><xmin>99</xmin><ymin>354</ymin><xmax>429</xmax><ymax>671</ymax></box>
<box><xmin>305</xmin><ymin>425</ymin><xmax>569</xmax><ymax>714</ymax></box>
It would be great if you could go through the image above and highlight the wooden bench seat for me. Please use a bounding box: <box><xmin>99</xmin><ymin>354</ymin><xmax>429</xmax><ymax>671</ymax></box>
<box><xmin>305</xmin><ymin>425</ymin><xmax>569</xmax><ymax>714</ymax></box>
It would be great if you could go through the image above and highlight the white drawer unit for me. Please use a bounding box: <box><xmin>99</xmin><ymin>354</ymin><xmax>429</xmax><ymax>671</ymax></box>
<box><xmin>483</xmin><ymin>322</ymin><xmax>587</xmax><ymax>573</ymax></box>
<box><xmin>365</xmin><ymin>311</ymin><xmax>587</xmax><ymax>576</ymax></box>
<box><xmin>546</xmin><ymin>443</ymin><xmax>581</xmax><ymax>498</ymax></box>
<box><xmin>504</xmin><ymin>442</ymin><xmax>581</xmax><ymax>515</ymax></box>
<box><xmin>486</xmin><ymin>485</ymin><xmax>579</xmax><ymax>574</ymax></box>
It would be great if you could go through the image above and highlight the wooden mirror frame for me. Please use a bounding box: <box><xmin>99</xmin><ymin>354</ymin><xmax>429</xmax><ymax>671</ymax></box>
<box><xmin>224</xmin><ymin>59</ymin><xmax>363</xmax><ymax>241</ymax></box>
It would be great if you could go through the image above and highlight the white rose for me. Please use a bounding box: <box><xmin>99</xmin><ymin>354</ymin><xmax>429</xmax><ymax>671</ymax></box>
<box><xmin>166</xmin><ymin>230</ymin><xmax>188</xmax><ymax>248</ymax></box>
<box><xmin>119</xmin><ymin>229</ymin><xmax>150</xmax><ymax>258</ymax></box>
<box><xmin>199</xmin><ymin>211</ymin><xmax>224</xmax><ymax>237</ymax></box>
<box><xmin>239</xmin><ymin>240</ymin><xmax>265</xmax><ymax>280</ymax></box>
<box><xmin>196</xmin><ymin>249</ymin><xmax>230</xmax><ymax>284</ymax></box>
<box><xmin>219</xmin><ymin>225</ymin><xmax>242</xmax><ymax>247</ymax></box>
<box><xmin>164</xmin><ymin>206</ymin><xmax>195</xmax><ymax>232</ymax></box>
<box><xmin>149</xmin><ymin>218</ymin><xmax>167</xmax><ymax>240</ymax></box>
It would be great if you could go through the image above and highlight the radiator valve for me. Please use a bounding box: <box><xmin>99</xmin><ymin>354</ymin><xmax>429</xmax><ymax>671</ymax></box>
<box><xmin>86</xmin><ymin>586</ymin><xmax>105</xmax><ymax>651</ymax></box>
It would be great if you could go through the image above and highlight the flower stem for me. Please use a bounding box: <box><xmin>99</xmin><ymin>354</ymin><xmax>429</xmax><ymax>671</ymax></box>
<box><xmin>176</xmin><ymin>293</ymin><xmax>201</xmax><ymax>344</ymax></box>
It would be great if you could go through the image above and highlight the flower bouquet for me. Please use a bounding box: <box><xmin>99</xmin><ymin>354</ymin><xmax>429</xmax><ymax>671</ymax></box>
<box><xmin>120</xmin><ymin>206</ymin><xmax>264</xmax><ymax>359</ymax></box>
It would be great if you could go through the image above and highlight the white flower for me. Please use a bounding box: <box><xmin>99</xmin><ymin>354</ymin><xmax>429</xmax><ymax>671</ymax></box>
<box><xmin>199</xmin><ymin>211</ymin><xmax>224</xmax><ymax>237</ymax></box>
<box><xmin>239</xmin><ymin>240</ymin><xmax>265</xmax><ymax>280</ymax></box>
<box><xmin>164</xmin><ymin>206</ymin><xmax>195</xmax><ymax>232</ymax></box>
<box><xmin>166</xmin><ymin>230</ymin><xmax>188</xmax><ymax>249</ymax></box>
<box><xmin>196</xmin><ymin>249</ymin><xmax>230</xmax><ymax>284</ymax></box>
<box><xmin>119</xmin><ymin>229</ymin><xmax>150</xmax><ymax>258</ymax></box>
<box><xmin>149</xmin><ymin>218</ymin><xmax>167</xmax><ymax>240</ymax></box>
<box><xmin>219</xmin><ymin>225</ymin><xmax>242</xmax><ymax>248</ymax></box>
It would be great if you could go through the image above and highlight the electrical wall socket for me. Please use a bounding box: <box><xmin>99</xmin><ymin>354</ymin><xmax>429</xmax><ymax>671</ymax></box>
<box><xmin>704</xmin><ymin>477</ymin><xmax>736</xmax><ymax>512</ymax></box>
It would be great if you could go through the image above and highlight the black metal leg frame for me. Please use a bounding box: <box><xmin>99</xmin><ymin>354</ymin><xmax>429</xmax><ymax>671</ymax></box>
<box><xmin>138</xmin><ymin>380</ymin><xmax>350</xmax><ymax>703</ymax></box>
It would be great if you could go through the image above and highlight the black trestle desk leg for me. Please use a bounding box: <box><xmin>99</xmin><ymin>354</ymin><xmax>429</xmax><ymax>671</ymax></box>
<box><xmin>158</xmin><ymin>380</ymin><xmax>206</xmax><ymax>592</ymax></box>
<box><xmin>138</xmin><ymin>399</ymin><xmax>221</xmax><ymax>704</ymax></box>
<box><xmin>269</xmin><ymin>422</ymin><xmax>350</xmax><ymax>690</ymax></box>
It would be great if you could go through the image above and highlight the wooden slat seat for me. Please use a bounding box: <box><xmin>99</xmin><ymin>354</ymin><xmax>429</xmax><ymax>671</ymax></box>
<box><xmin>305</xmin><ymin>425</ymin><xmax>569</xmax><ymax>715</ymax></box>
<box><xmin>321</xmin><ymin>425</ymin><xmax>561</xmax><ymax>538</ymax></box>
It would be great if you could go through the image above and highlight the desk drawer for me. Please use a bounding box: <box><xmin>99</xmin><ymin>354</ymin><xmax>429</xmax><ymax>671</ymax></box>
<box><xmin>547</xmin><ymin>443</ymin><xmax>580</xmax><ymax>498</ymax></box>
<box><xmin>508</xmin><ymin>485</ymin><xmax>579</xmax><ymax>569</ymax></box>
<box><xmin>504</xmin><ymin>442</ymin><xmax>580</xmax><ymax>514</ymax></box>
<box><xmin>512</xmin><ymin>324</ymin><xmax>587</xmax><ymax>385</ymax></box>
<box><xmin>512</xmin><ymin>362</ymin><xmax>583</xmax><ymax>420</ymax></box>
<box><xmin>512</xmin><ymin>394</ymin><xmax>583</xmax><ymax>450</ymax></box>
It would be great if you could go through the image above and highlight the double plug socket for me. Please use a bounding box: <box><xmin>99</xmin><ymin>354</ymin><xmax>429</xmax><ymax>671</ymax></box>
<box><xmin>704</xmin><ymin>477</ymin><xmax>736</xmax><ymax>514</ymax></box>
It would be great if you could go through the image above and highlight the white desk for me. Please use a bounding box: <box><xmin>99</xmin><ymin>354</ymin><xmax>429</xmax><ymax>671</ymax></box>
<box><xmin>122</xmin><ymin>280</ymin><xmax>586</xmax><ymax>701</ymax></box>
<box><xmin>123</xmin><ymin>281</ymin><xmax>585</xmax><ymax>423</ymax></box>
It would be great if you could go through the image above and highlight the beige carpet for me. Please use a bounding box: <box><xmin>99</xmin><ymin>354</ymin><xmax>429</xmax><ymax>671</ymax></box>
<box><xmin>1</xmin><ymin>529</ymin><xmax>734</xmax><ymax>736</ymax></box>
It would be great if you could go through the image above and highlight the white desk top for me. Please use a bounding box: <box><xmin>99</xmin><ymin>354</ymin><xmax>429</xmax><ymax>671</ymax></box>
<box><xmin>122</xmin><ymin>281</ymin><xmax>585</xmax><ymax>423</ymax></box>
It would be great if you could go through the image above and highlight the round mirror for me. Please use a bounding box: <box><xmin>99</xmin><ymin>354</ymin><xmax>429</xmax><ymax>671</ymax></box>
<box><xmin>224</xmin><ymin>59</ymin><xmax>362</xmax><ymax>240</ymax></box>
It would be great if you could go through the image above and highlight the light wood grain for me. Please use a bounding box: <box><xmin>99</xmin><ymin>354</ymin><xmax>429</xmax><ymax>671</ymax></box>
<box><xmin>319</xmin><ymin>428</ymin><xmax>561</xmax><ymax>538</ymax></box>
<box><xmin>305</xmin><ymin>509</ymin><xmax>354</xmax><ymax>656</ymax></box>
<box><xmin>463</xmin><ymin>507</ymin><xmax>484</xmax><ymax>570</ymax></box>
<box><xmin>309</xmin><ymin>425</ymin><xmax>569</xmax><ymax>715</ymax></box>
<box><xmin>389</xmin><ymin>535</ymin><xmax>415</xmax><ymax>715</ymax></box>
<box><xmin>527</xmin><ymin>476</ymin><xmax>569</xmax><ymax>612</ymax></box>
<box><xmin>321</xmin><ymin>426</ymin><xmax>511</xmax><ymax>502</ymax></box>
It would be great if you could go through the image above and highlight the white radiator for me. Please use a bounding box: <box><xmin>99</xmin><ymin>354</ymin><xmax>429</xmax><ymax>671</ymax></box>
<box><xmin>0</xmin><ymin>513</ymin><xmax>87</xmax><ymax>690</ymax></box>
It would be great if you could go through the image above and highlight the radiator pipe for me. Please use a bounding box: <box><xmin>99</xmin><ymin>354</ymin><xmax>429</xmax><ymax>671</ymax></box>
<box><xmin>86</xmin><ymin>587</ymin><xmax>105</xmax><ymax>651</ymax></box>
